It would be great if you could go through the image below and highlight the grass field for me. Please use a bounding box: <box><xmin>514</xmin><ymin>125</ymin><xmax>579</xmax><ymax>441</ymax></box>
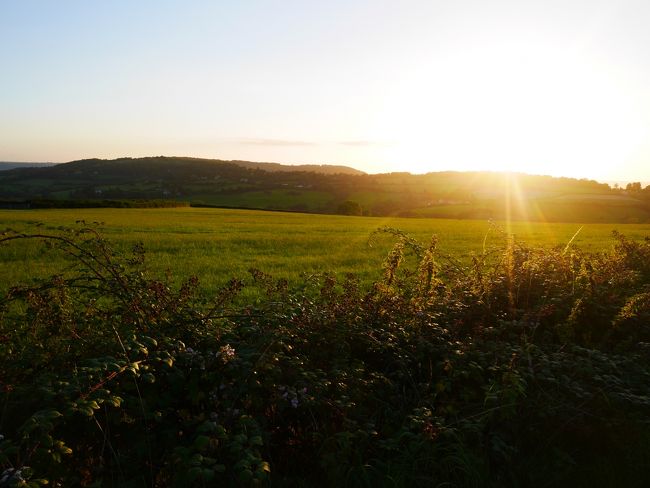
<box><xmin>193</xmin><ymin>189</ymin><xmax>334</xmax><ymax>211</ymax></box>
<box><xmin>2</xmin><ymin>207</ymin><xmax>650</xmax><ymax>297</ymax></box>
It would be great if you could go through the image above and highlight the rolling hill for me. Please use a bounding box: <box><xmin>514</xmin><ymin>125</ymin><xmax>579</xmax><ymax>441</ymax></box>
<box><xmin>1</xmin><ymin>156</ymin><xmax>649</xmax><ymax>222</ymax></box>
<box><xmin>0</xmin><ymin>162</ymin><xmax>58</xmax><ymax>171</ymax></box>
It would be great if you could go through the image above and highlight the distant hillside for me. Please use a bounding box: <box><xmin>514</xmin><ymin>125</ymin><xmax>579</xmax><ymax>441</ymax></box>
<box><xmin>0</xmin><ymin>162</ymin><xmax>58</xmax><ymax>171</ymax></box>
<box><xmin>215</xmin><ymin>159</ymin><xmax>364</xmax><ymax>175</ymax></box>
<box><xmin>1</xmin><ymin>156</ymin><xmax>649</xmax><ymax>223</ymax></box>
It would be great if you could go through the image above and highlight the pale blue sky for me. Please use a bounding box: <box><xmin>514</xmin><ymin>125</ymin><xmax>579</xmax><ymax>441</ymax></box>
<box><xmin>2</xmin><ymin>0</ymin><xmax>650</xmax><ymax>181</ymax></box>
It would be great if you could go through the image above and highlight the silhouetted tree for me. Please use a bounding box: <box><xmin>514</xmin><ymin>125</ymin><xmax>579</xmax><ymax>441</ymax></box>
<box><xmin>626</xmin><ymin>182</ymin><xmax>642</xmax><ymax>192</ymax></box>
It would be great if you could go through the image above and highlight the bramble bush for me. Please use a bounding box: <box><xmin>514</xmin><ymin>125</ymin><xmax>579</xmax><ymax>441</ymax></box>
<box><xmin>0</xmin><ymin>225</ymin><xmax>649</xmax><ymax>487</ymax></box>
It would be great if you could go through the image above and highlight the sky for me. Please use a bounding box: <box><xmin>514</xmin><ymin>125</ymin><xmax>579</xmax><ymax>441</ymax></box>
<box><xmin>1</xmin><ymin>0</ymin><xmax>650</xmax><ymax>182</ymax></box>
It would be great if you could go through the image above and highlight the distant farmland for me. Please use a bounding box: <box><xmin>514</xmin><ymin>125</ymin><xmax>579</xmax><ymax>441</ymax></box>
<box><xmin>3</xmin><ymin>157</ymin><xmax>650</xmax><ymax>222</ymax></box>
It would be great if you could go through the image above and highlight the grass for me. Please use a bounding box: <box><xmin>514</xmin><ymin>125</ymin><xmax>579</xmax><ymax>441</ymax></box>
<box><xmin>411</xmin><ymin>199</ymin><xmax>650</xmax><ymax>223</ymax></box>
<box><xmin>1</xmin><ymin>207</ymin><xmax>650</xmax><ymax>297</ymax></box>
<box><xmin>192</xmin><ymin>189</ymin><xmax>334</xmax><ymax>211</ymax></box>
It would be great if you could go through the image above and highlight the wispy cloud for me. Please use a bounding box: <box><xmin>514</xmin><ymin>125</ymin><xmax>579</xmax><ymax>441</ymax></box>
<box><xmin>238</xmin><ymin>138</ymin><xmax>317</xmax><ymax>147</ymax></box>
<box><xmin>338</xmin><ymin>140</ymin><xmax>384</xmax><ymax>147</ymax></box>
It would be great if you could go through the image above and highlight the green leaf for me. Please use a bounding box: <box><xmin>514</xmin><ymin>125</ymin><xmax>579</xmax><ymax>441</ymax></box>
<box><xmin>107</xmin><ymin>395</ymin><xmax>123</xmax><ymax>407</ymax></box>
<box><xmin>193</xmin><ymin>435</ymin><xmax>210</xmax><ymax>450</ymax></box>
<box><xmin>141</xmin><ymin>373</ymin><xmax>156</xmax><ymax>384</ymax></box>
<box><xmin>37</xmin><ymin>410</ymin><xmax>63</xmax><ymax>421</ymax></box>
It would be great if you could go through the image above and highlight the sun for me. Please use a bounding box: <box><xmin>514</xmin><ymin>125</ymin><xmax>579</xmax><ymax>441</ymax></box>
<box><xmin>367</xmin><ymin>42</ymin><xmax>646</xmax><ymax>180</ymax></box>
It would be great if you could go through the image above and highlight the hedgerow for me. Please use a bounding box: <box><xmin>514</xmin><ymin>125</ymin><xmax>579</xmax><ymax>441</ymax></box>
<box><xmin>0</xmin><ymin>225</ymin><xmax>649</xmax><ymax>487</ymax></box>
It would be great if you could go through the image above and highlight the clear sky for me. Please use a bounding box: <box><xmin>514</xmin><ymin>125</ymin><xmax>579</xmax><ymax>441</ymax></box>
<box><xmin>2</xmin><ymin>0</ymin><xmax>650</xmax><ymax>181</ymax></box>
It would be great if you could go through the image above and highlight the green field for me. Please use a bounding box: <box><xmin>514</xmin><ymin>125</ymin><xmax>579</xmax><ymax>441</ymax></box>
<box><xmin>192</xmin><ymin>189</ymin><xmax>334</xmax><ymax>212</ymax></box>
<box><xmin>2</xmin><ymin>207</ymin><xmax>650</xmax><ymax>296</ymax></box>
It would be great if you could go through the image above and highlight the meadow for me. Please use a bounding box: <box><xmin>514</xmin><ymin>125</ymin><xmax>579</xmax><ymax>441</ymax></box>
<box><xmin>2</xmin><ymin>207</ymin><xmax>650</xmax><ymax>297</ymax></box>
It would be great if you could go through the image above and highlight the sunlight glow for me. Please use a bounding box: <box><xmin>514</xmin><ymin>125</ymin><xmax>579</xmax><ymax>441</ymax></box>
<box><xmin>369</xmin><ymin>43</ymin><xmax>647</xmax><ymax>179</ymax></box>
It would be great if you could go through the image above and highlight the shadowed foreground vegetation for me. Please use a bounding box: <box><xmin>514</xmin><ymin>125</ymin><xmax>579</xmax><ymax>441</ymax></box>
<box><xmin>1</xmin><ymin>227</ymin><xmax>649</xmax><ymax>487</ymax></box>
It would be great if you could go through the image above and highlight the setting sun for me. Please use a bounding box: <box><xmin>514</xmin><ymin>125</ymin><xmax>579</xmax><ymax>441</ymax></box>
<box><xmin>371</xmin><ymin>41</ymin><xmax>646</xmax><ymax>179</ymax></box>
